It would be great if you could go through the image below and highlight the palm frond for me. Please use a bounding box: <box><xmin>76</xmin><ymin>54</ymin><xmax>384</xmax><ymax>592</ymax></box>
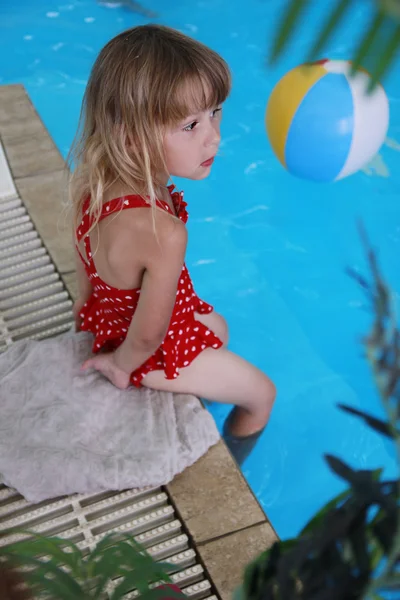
<box><xmin>305</xmin><ymin>0</ymin><xmax>354</xmax><ymax>62</ymax></box>
<box><xmin>270</xmin><ymin>0</ymin><xmax>400</xmax><ymax>91</ymax></box>
<box><xmin>269</xmin><ymin>0</ymin><xmax>310</xmax><ymax>63</ymax></box>
<box><xmin>0</xmin><ymin>530</ymin><xmax>177</xmax><ymax>599</ymax></box>
<box><xmin>350</xmin><ymin>10</ymin><xmax>386</xmax><ymax>76</ymax></box>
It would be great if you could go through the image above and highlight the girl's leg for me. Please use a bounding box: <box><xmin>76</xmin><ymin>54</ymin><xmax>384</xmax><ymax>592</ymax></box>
<box><xmin>194</xmin><ymin>310</ymin><xmax>229</xmax><ymax>347</ymax></box>
<box><xmin>141</xmin><ymin>346</ymin><xmax>276</xmax><ymax>437</ymax></box>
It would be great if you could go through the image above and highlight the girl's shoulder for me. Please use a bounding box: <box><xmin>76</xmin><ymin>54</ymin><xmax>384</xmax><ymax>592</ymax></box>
<box><xmin>100</xmin><ymin>193</ymin><xmax>187</xmax><ymax>260</ymax></box>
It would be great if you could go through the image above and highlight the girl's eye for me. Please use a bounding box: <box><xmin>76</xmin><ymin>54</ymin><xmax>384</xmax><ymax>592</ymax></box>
<box><xmin>183</xmin><ymin>121</ymin><xmax>198</xmax><ymax>132</ymax></box>
<box><xmin>182</xmin><ymin>108</ymin><xmax>222</xmax><ymax>132</ymax></box>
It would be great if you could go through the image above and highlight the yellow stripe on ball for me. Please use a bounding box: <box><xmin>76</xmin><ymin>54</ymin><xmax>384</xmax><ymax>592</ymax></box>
<box><xmin>266</xmin><ymin>63</ymin><xmax>327</xmax><ymax>167</ymax></box>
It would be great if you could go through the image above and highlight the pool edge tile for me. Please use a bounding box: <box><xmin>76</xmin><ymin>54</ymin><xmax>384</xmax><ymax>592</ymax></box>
<box><xmin>0</xmin><ymin>140</ymin><xmax>18</xmax><ymax>201</ymax></box>
<box><xmin>61</xmin><ymin>271</ymin><xmax>78</xmax><ymax>301</ymax></box>
<box><xmin>14</xmin><ymin>169</ymin><xmax>74</xmax><ymax>274</ymax></box>
<box><xmin>1</xmin><ymin>85</ymin><xmax>73</xmax><ymax>274</ymax></box>
<box><xmin>197</xmin><ymin>522</ymin><xmax>277</xmax><ymax>600</ymax></box>
<box><xmin>166</xmin><ymin>440</ymin><xmax>272</xmax><ymax>544</ymax></box>
<box><xmin>0</xmin><ymin>85</ymin><xmax>47</xmax><ymax>141</ymax></box>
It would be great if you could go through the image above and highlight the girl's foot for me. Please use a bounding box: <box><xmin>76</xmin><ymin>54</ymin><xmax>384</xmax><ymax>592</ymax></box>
<box><xmin>222</xmin><ymin>407</ymin><xmax>266</xmax><ymax>465</ymax></box>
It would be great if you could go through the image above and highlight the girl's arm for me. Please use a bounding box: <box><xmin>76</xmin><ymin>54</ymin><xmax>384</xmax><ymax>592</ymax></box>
<box><xmin>113</xmin><ymin>216</ymin><xmax>188</xmax><ymax>374</ymax></box>
<box><xmin>81</xmin><ymin>212</ymin><xmax>187</xmax><ymax>387</ymax></box>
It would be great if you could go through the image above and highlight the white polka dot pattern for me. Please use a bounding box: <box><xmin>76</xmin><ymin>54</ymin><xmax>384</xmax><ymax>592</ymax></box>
<box><xmin>76</xmin><ymin>186</ymin><xmax>223</xmax><ymax>386</ymax></box>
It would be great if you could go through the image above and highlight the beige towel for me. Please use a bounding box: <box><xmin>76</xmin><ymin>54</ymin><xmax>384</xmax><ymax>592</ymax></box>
<box><xmin>0</xmin><ymin>330</ymin><xmax>219</xmax><ymax>502</ymax></box>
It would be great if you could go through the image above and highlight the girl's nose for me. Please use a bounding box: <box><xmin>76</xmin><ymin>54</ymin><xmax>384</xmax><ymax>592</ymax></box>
<box><xmin>206</xmin><ymin>125</ymin><xmax>220</xmax><ymax>148</ymax></box>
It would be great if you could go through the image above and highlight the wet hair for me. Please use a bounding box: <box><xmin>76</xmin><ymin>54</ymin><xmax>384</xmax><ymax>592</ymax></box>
<box><xmin>69</xmin><ymin>24</ymin><xmax>231</xmax><ymax>232</ymax></box>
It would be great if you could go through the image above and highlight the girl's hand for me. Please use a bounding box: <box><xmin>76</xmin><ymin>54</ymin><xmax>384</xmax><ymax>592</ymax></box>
<box><xmin>82</xmin><ymin>352</ymin><xmax>131</xmax><ymax>389</ymax></box>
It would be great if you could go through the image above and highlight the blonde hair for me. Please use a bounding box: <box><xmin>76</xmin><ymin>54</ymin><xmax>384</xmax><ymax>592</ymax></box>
<box><xmin>69</xmin><ymin>24</ymin><xmax>231</xmax><ymax>233</ymax></box>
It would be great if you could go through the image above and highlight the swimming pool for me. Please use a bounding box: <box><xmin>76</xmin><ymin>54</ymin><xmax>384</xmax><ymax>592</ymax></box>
<box><xmin>2</xmin><ymin>0</ymin><xmax>399</xmax><ymax>541</ymax></box>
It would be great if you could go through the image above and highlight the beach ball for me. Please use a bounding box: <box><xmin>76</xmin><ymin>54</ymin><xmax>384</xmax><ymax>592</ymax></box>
<box><xmin>266</xmin><ymin>59</ymin><xmax>389</xmax><ymax>182</ymax></box>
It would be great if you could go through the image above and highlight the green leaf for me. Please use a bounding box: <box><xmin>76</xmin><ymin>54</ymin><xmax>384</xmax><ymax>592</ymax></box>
<box><xmin>26</xmin><ymin>570</ymin><xmax>85</xmax><ymax>600</ymax></box>
<box><xmin>324</xmin><ymin>454</ymin><xmax>364</xmax><ymax>485</ymax></box>
<box><xmin>369</xmin><ymin>542</ymin><xmax>384</xmax><ymax>571</ymax></box>
<box><xmin>377</xmin><ymin>0</ymin><xmax>400</xmax><ymax>21</ymax></box>
<box><xmin>269</xmin><ymin>0</ymin><xmax>310</xmax><ymax>63</ymax></box>
<box><xmin>338</xmin><ymin>403</ymin><xmax>396</xmax><ymax>439</ymax></box>
<box><xmin>300</xmin><ymin>486</ymin><xmax>351</xmax><ymax>535</ymax></box>
<box><xmin>10</xmin><ymin>553</ymin><xmax>86</xmax><ymax>599</ymax></box>
<box><xmin>110</xmin><ymin>570</ymin><xmax>149</xmax><ymax>600</ymax></box>
<box><xmin>242</xmin><ymin>538</ymin><xmax>296</xmax><ymax>596</ymax></box>
<box><xmin>350</xmin><ymin>10</ymin><xmax>385</xmax><ymax>76</ymax></box>
<box><xmin>115</xmin><ymin>542</ymin><xmax>171</xmax><ymax>592</ymax></box>
<box><xmin>306</xmin><ymin>0</ymin><xmax>353</xmax><ymax>61</ymax></box>
<box><xmin>90</xmin><ymin>536</ymin><xmax>172</xmax><ymax>597</ymax></box>
<box><xmin>379</xmin><ymin>572</ymin><xmax>400</xmax><ymax>590</ymax></box>
<box><xmin>91</xmin><ymin>544</ymin><xmax>131</xmax><ymax>596</ymax></box>
<box><xmin>110</xmin><ymin>574</ymin><xmax>179</xmax><ymax>600</ymax></box>
<box><xmin>368</xmin><ymin>23</ymin><xmax>400</xmax><ymax>91</ymax></box>
<box><xmin>372</xmin><ymin>515</ymin><xmax>396</xmax><ymax>553</ymax></box>
<box><xmin>3</xmin><ymin>531</ymin><xmax>83</xmax><ymax>576</ymax></box>
<box><xmin>112</xmin><ymin>540</ymin><xmax>170</xmax><ymax>578</ymax></box>
<box><xmin>88</xmin><ymin>532</ymin><xmax>124</xmax><ymax>564</ymax></box>
<box><xmin>347</xmin><ymin>514</ymin><xmax>371</xmax><ymax>574</ymax></box>
<box><xmin>266</xmin><ymin>0</ymin><xmax>400</xmax><ymax>93</ymax></box>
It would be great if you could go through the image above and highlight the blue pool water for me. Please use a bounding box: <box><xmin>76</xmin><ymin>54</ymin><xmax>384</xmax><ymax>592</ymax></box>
<box><xmin>2</xmin><ymin>0</ymin><xmax>399</xmax><ymax>540</ymax></box>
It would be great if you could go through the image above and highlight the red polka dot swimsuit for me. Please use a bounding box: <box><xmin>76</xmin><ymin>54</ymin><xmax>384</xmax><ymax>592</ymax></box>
<box><xmin>76</xmin><ymin>185</ymin><xmax>223</xmax><ymax>387</ymax></box>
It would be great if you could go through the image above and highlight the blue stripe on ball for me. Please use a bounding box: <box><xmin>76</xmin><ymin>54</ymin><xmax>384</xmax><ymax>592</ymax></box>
<box><xmin>285</xmin><ymin>72</ymin><xmax>354</xmax><ymax>182</ymax></box>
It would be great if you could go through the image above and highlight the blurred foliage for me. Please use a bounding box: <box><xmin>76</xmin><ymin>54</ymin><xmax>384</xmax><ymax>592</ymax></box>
<box><xmin>0</xmin><ymin>531</ymin><xmax>183</xmax><ymax>599</ymax></box>
<box><xmin>236</xmin><ymin>227</ymin><xmax>400</xmax><ymax>599</ymax></box>
<box><xmin>270</xmin><ymin>0</ymin><xmax>400</xmax><ymax>91</ymax></box>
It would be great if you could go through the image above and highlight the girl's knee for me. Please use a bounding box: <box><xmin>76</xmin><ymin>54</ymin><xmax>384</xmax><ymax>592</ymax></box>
<box><xmin>264</xmin><ymin>376</ymin><xmax>276</xmax><ymax>401</ymax></box>
<box><xmin>252</xmin><ymin>373</ymin><xmax>276</xmax><ymax>413</ymax></box>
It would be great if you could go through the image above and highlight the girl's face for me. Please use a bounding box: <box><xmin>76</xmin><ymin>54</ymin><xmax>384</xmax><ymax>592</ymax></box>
<box><xmin>163</xmin><ymin>105</ymin><xmax>222</xmax><ymax>182</ymax></box>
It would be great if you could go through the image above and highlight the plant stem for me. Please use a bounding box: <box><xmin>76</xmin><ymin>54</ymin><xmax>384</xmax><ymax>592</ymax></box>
<box><xmin>362</xmin><ymin>330</ymin><xmax>400</xmax><ymax>598</ymax></box>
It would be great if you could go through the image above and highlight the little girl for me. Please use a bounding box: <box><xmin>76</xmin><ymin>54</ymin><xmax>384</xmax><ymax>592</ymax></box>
<box><xmin>70</xmin><ymin>24</ymin><xmax>276</xmax><ymax>465</ymax></box>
